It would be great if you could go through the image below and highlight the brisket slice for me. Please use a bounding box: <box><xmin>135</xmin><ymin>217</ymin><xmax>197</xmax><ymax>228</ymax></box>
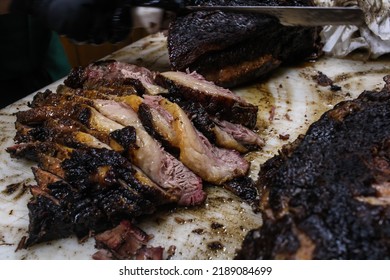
<box><xmin>163</xmin><ymin>94</ymin><xmax>264</xmax><ymax>152</ymax></box>
<box><xmin>92</xmin><ymin>99</ymin><xmax>206</xmax><ymax>206</ymax></box>
<box><xmin>155</xmin><ymin>71</ymin><xmax>258</xmax><ymax>129</ymax></box>
<box><xmin>167</xmin><ymin>0</ymin><xmax>321</xmax><ymax>88</ymax></box>
<box><xmin>65</xmin><ymin>60</ymin><xmax>259</xmax><ymax>128</ymax></box>
<box><xmin>236</xmin><ymin>76</ymin><xmax>390</xmax><ymax>260</ymax></box>
<box><xmin>64</xmin><ymin>60</ymin><xmax>167</xmax><ymax>95</ymax></box>
<box><xmin>134</xmin><ymin>95</ymin><xmax>250</xmax><ymax>185</ymax></box>
<box><xmin>15</xmin><ymin>97</ymin><xmax>206</xmax><ymax>207</ymax></box>
<box><xmin>139</xmin><ymin>95</ymin><xmax>260</xmax><ymax>204</ymax></box>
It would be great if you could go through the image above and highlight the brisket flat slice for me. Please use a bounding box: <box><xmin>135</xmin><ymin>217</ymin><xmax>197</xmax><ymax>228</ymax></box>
<box><xmin>155</xmin><ymin>71</ymin><xmax>258</xmax><ymax>129</ymax></box>
<box><xmin>135</xmin><ymin>95</ymin><xmax>250</xmax><ymax>185</ymax></box>
<box><xmin>92</xmin><ymin>99</ymin><xmax>206</xmax><ymax>206</ymax></box>
<box><xmin>64</xmin><ymin>60</ymin><xmax>167</xmax><ymax>95</ymax></box>
<box><xmin>65</xmin><ymin>60</ymin><xmax>260</xmax><ymax>129</ymax></box>
<box><xmin>163</xmin><ymin>94</ymin><xmax>264</xmax><ymax>152</ymax></box>
<box><xmin>168</xmin><ymin>0</ymin><xmax>321</xmax><ymax>87</ymax></box>
<box><xmin>235</xmin><ymin>76</ymin><xmax>390</xmax><ymax>259</ymax></box>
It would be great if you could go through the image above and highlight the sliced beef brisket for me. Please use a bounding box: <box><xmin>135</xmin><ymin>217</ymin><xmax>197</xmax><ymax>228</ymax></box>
<box><xmin>155</xmin><ymin>71</ymin><xmax>258</xmax><ymax>129</ymax></box>
<box><xmin>64</xmin><ymin>60</ymin><xmax>167</xmax><ymax>95</ymax></box>
<box><xmin>7</xmin><ymin>60</ymin><xmax>261</xmax><ymax>253</ymax></box>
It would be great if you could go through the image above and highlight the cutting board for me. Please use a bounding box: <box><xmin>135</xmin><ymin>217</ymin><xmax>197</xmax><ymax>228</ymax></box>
<box><xmin>1</xmin><ymin>32</ymin><xmax>389</xmax><ymax>259</ymax></box>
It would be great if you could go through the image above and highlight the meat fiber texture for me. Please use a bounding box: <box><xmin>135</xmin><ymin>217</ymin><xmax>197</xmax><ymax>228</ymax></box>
<box><xmin>6</xmin><ymin>60</ymin><xmax>262</xmax><ymax>252</ymax></box>
<box><xmin>167</xmin><ymin>0</ymin><xmax>322</xmax><ymax>88</ymax></box>
<box><xmin>235</xmin><ymin>76</ymin><xmax>390</xmax><ymax>260</ymax></box>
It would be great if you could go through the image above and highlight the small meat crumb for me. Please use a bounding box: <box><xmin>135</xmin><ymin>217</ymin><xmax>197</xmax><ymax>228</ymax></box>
<box><xmin>207</xmin><ymin>241</ymin><xmax>224</xmax><ymax>251</ymax></box>
<box><xmin>192</xmin><ymin>228</ymin><xmax>205</xmax><ymax>235</ymax></box>
<box><xmin>313</xmin><ymin>71</ymin><xmax>333</xmax><ymax>86</ymax></box>
<box><xmin>313</xmin><ymin>71</ymin><xmax>342</xmax><ymax>91</ymax></box>
<box><xmin>166</xmin><ymin>245</ymin><xmax>176</xmax><ymax>259</ymax></box>
<box><xmin>211</xmin><ymin>222</ymin><xmax>224</xmax><ymax>230</ymax></box>
<box><xmin>279</xmin><ymin>134</ymin><xmax>290</xmax><ymax>140</ymax></box>
<box><xmin>330</xmin><ymin>84</ymin><xmax>342</xmax><ymax>91</ymax></box>
<box><xmin>174</xmin><ymin>217</ymin><xmax>186</xmax><ymax>224</ymax></box>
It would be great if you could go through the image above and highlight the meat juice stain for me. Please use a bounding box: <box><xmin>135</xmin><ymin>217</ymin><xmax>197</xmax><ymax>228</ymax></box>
<box><xmin>1</xmin><ymin>182</ymin><xmax>29</xmax><ymax>200</ymax></box>
<box><xmin>238</xmin><ymin>83</ymin><xmax>276</xmax><ymax>130</ymax></box>
<box><xmin>332</xmin><ymin>69</ymin><xmax>389</xmax><ymax>84</ymax></box>
<box><xmin>2</xmin><ymin>183</ymin><xmax>20</xmax><ymax>195</ymax></box>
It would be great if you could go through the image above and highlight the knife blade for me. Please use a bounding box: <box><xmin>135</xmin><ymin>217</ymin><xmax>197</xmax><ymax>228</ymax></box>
<box><xmin>184</xmin><ymin>6</ymin><xmax>365</xmax><ymax>27</ymax></box>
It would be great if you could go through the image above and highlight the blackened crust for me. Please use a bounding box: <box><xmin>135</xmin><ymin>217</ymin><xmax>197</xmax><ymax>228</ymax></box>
<box><xmin>155</xmin><ymin>73</ymin><xmax>258</xmax><ymax>129</ymax></box>
<box><xmin>168</xmin><ymin>0</ymin><xmax>321</xmax><ymax>87</ymax></box>
<box><xmin>236</xmin><ymin>77</ymin><xmax>390</xmax><ymax>259</ymax></box>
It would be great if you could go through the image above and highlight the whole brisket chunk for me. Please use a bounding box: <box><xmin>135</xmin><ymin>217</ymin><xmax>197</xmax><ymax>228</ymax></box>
<box><xmin>236</xmin><ymin>76</ymin><xmax>390</xmax><ymax>259</ymax></box>
<box><xmin>168</xmin><ymin>0</ymin><xmax>321</xmax><ymax>87</ymax></box>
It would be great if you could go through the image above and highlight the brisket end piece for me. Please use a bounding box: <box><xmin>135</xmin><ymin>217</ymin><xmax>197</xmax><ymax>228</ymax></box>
<box><xmin>167</xmin><ymin>0</ymin><xmax>321</xmax><ymax>88</ymax></box>
<box><xmin>236</xmin><ymin>76</ymin><xmax>390</xmax><ymax>260</ymax></box>
<box><xmin>23</xmin><ymin>147</ymin><xmax>161</xmax><ymax>247</ymax></box>
<box><xmin>93</xmin><ymin>220</ymin><xmax>164</xmax><ymax>260</ymax></box>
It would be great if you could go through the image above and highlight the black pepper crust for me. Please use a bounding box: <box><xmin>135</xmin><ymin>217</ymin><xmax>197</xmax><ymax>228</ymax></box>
<box><xmin>155</xmin><ymin>74</ymin><xmax>258</xmax><ymax>129</ymax></box>
<box><xmin>236</xmin><ymin>77</ymin><xmax>390</xmax><ymax>259</ymax></box>
<box><xmin>168</xmin><ymin>0</ymin><xmax>321</xmax><ymax>87</ymax></box>
<box><xmin>25</xmin><ymin>148</ymin><xmax>158</xmax><ymax>247</ymax></box>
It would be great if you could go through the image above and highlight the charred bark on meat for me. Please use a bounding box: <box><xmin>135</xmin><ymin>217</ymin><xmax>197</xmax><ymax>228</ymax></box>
<box><xmin>155</xmin><ymin>71</ymin><xmax>258</xmax><ymax>129</ymax></box>
<box><xmin>168</xmin><ymin>0</ymin><xmax>322</xmax><ymax>88</ymax></box>
<box><xmin>223</xmin><ymin>176</ymin><xmax>260</xmax><ymax>211</ymax></box>
<box><xmin>64</xmin><ymin>60</ymin><xmax>166</xmax><ymax>95</ymax></box>
<box><xmin>236</xmin><ymin>77</ymin><xmax>390</xmax><ymax>259</ymax></box>
<box><xmin>13</xmin><ymin>146</ymin><xmax>162</xmax><ymax>247</ymax></box>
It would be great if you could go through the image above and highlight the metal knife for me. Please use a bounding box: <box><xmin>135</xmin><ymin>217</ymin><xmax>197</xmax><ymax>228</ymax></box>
<box><xmin>131</xmin><ymin>1</ymin><xmax>365</xmax><ymax>27</ymax></box>
<box><xmin>183</xmin><ymin>6</ymin><xmax>365</xmax><ymax>27</ymax></box>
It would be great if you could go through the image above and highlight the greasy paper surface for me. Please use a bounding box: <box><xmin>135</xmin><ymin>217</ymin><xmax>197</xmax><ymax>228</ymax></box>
<box><xmin>317</xmin><ymin>0</ymin><xmax>390</xmax><ymax>58</ymax></box>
